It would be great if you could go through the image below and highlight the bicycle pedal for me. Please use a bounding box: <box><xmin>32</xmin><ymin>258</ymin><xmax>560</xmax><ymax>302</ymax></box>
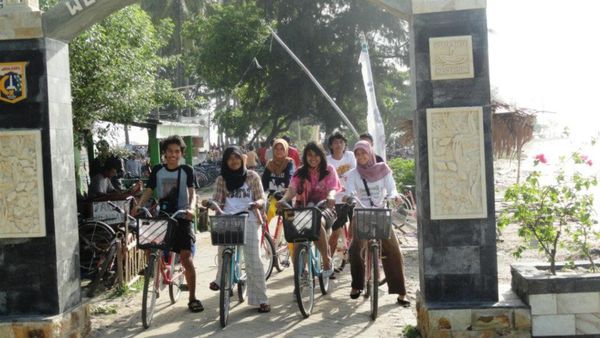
<box><xmin>180</xmin><ymin>284</ymin><xmax>189</xmax><ymax>291</ymax></box>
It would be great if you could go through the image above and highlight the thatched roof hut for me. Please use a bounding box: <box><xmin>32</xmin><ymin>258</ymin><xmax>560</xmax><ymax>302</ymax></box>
<box><xmin>491</xmin><ymin>100</ymin><xmax>537</xmax><ymax>160</ymax></box>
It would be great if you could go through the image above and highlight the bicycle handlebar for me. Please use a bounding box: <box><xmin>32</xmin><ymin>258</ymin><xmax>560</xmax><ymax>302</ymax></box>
<box><xmin>204</xmin><ymin>199</ymin><xmax>263</xmax><ymax>223</ymax></box>
<box><xmin>345</xmin><ymin>194</ymin><xmax>391</xmax><ymax>209</ymax></box>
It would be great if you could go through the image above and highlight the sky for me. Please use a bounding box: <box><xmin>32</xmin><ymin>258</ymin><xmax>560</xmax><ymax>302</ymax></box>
<box><xmin>487</xmin><ymin>0</ymin><xmax>600</xmax><ymax>139</ymax></box>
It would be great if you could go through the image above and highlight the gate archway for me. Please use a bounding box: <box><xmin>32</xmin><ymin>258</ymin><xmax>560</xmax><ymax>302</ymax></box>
<box><xmin>0</xmin><ymin>1</ymin><xmax>501</xmax><ymax>336</ymax></box>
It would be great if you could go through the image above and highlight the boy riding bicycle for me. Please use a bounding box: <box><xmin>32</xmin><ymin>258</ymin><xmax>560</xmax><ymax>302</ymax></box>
<box><xmin>133</xmin><ymin>135</ymin><xmax>204</xmax><ymax>313</ymax></box>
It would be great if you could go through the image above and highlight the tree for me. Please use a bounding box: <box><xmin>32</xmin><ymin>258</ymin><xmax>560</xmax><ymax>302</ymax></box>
<box><xmin>68</xmin><ymin>5</ymin><xmax>183</xmax><ymax>143</ymax></box>
<box><xmin>184</xmin><ymin>0</ymin><xmax>410</xmax><ymax>141</ymax></box>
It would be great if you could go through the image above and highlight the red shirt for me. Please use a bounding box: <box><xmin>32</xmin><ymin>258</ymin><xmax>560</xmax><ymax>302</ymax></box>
<box><xmin>288</xmin><ymin>146</ymin><xmax>301</xmax><ymax>168</ymax></box>
<box><xmin>257</xmin><ymin>147</ymin><xmax>267</xmax><ymax>166</ymax></box>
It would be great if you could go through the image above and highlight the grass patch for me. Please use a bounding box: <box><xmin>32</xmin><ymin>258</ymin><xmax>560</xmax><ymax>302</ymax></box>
<box><xmin>402</xmin><ymin>325</ymin><xmax>420</xmax><ymax>338</ymax></box>
<box><xmin>90</xmin><ymin>304</ymin><xmax>118</xmax><ymax>315</ymax></box>
<box><xmin>109</xmin><ymin>278</ymin><xmax>144</xmax><ymax>298</ymax></box>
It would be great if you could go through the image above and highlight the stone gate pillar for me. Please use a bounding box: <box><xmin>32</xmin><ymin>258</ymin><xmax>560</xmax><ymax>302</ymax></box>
<box><xmin>372</xmin><ymin>0</ymin><xmax>532</xmax><ymax>336</ymax></box>
<box><xmin>0</xmin><ymin>2</ymin><xmax>88</xmax><ymax>336</ymax></box>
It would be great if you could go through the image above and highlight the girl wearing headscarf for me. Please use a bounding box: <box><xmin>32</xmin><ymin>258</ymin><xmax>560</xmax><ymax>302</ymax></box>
<box><xmin>261</xmin><ymin>138</ymin><xmax>295</xmax><ymax>221</ymax></box>
<box><xmin>209</xmin><ymin>146</ymin><xmax>271</xmax><ymax>313</ymax></box>
<box><xmin>344</xmin><ymin>140</ymin><xmax>410</xmax><ymax>307</ymax></box>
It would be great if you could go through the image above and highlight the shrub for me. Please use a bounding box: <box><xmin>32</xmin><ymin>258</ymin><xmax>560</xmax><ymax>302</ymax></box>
<box><xmin>388</xmin><ymin>157</ymin><xmax>416</xmax><ymax>192</ymax></box>
<box><xmin>498</xmin><ymin>151</ymin><xmax>598</xmax><ymax>274</ymax></box>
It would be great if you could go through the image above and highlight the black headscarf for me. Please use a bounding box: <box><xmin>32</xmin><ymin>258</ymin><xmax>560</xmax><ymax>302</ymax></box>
<box><xmin>221</xmin><ymin>146</ymin><xmax>247</xmax><ymax>192</ymax></box>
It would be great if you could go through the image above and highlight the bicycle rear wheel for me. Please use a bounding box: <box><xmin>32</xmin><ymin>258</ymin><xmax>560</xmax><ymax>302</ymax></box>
<box><xmin>332</xmin><ymin>229</ymin><xmax>348</xmax><ymax>272</ymax></box>
<box><xmin>272</xmin><ymin>217</ymin><xmax>290</xmax><ymax>272</ymax></box>
<box><xmin>260</xmin><ymin>232</ymin><xmax>275</xmax><ymax>280</ymax></box>
<box><xmin>79</xmin><ymin>221</ymin><xmax>115</xmax><ymax>278</ymax></box>
<box><xmin>168</xmin><ymin>253</ymin><xmax>184</xmax><ymax>304</ymax></box>
<box><xmin>87</xmin><ymin>242</ymin><xmax>117</xmax><ymax>297</ymax></box>
<box><xmin>369</xmin><ymin>244</ymin><xmax>379</xmax><ymax>320</ymax></box>
<box><xmin>142</xmin><ymin>254</ymin><xmax>160</xmax><ymax>329</ymax></box>
<box><xmin>220</xmin><ymin>252</ymin><xmax>232</xmax><ymax>328</ymax></box>
<box><xmin>294</xmin><ymin>243</ymin><xmax>314</xmax><ymax>318</ymax></box>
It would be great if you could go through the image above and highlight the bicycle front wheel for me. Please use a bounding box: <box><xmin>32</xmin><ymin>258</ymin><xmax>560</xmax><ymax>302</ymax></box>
<box><xmin>294</xmin><ymin>243</ymin><xmax>314</xmax><ymax>318</ymax></box>
<box><xmin>168</xmin><ymin>253</ymin><xmax>184</xmax><ymax>304</ymax></box>
<box><xmin>87</xmin><ymin>242</ymin><xmax>117</xmax><ymax>297</ymax></box>
<box><xmin>369</xmin><ymin>244</ymin><xmax>379</xmax><ymax>320</ymax></box>
<box><xmin>142</xmin><ymin>254</ymin><xmax>160</xmax><ymax>329</ymax></box>
<box><xmin>220</xmin><ymin>251</ymin><xmax>232</xmax><ymax>328</ymax></box>
<box><xmin>260</xmin><ymin>232</ymin><xmax>275</xmax><ymax>280</ymax></box>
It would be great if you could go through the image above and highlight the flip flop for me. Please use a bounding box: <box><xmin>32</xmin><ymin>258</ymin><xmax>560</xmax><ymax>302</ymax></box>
<box><xmin>258</xmin><ymin>303</ymin><xmax>271</xmax><ymax>313</ymax></box>
<box><xmin>188</xmin><ymin>299</ymin><xmax>204</xmax><ymax>313</ymax></box>
<box><xmin>209</xmin><ymin>281</ymin><xmax>220</xmax><ymax>291</ymax></box>
<box><xmin>397</xmin><ymin>298</ymin><xmax>411</xmax><ymax>308</ymax></box>
<box><xmin>350</xmin><ymin>289</ymin><xmax>362</xmax><ymax>299</ymax></box>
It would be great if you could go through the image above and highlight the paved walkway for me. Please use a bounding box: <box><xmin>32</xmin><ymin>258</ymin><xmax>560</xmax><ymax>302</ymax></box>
<box><xmin>88</xmin><ymin>223</ymin><xmax>419</xmax><ymax>338</ymax></box>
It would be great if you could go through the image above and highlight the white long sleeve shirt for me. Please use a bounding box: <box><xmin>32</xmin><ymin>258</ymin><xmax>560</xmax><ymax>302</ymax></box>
<box><xmin>344</xmin><ymin>169</ymin><xmax>398</xmax><ymax>208</ymax></box>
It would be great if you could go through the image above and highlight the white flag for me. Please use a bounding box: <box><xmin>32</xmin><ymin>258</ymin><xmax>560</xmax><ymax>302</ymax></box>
<box><xmin>358</xmin><ymin>33</ymin><xmax>386</xmax><ymax>161</ymax></box>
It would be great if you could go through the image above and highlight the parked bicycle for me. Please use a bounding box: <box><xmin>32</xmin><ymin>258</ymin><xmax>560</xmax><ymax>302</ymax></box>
<box><xmin>136</xmin><ymin>207</ymin><xmax>188</xmax><ymax>329</ymax></box>
<box><xmin>280</xmin><ymin>199</ymin><xmax>330</xmax><ymax>318</ymax></box>
<box><xmin>346</xmin><ymin>194</ymin><xmax>393</xmax><ymax>320</ymax></box>
<box><xmin>395</xmin><ymin>185</ymin><xmax>417</xmax><ymax>232</ymax></box>
<box><xmin>79</xmin><ymin>196</ymin><xmax>136</xmax><ymax>297</ymax></box>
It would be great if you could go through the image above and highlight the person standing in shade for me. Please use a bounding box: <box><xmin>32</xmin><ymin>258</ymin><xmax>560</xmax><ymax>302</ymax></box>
<box><xmin>326</xmin><ymin>132</ymin><xmax>356</xmax><ymax>271</ymax></box>
<box><xmin>281</xmin><ymin>135</ymin><xmax>301</xmax><ymax>168</ymax></box>
<box><xmin>245</xmin><ymin>144</ymin><xmax>258</xmax><ymax>169</ymax></box>
<box><xmin>359</xmin><ymin>133</ymin><xmax>385</xmax><ymax>163</ymax></box>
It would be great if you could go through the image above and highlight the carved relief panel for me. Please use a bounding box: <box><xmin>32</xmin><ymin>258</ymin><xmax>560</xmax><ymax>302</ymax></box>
<box><xmin>426</xmin><ymin>107</ymin><xmax>487</xmax><ymax>219</ymax></box>
<box><xmin>429</xmin><ymin>35</ymin><xmax>474</xmax><ymax>80</ymax></box>
<box><xmin>0</xmin><ymin>129</ymin><xmax>46</xmax><ymax>238</ymax></box>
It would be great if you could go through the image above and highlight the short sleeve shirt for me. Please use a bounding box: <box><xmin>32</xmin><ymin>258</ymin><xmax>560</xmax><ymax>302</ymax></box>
<box><xmin>147</xmin><ymin>164</ymin><xmax>194</xmax><ymax>210</ymax></box>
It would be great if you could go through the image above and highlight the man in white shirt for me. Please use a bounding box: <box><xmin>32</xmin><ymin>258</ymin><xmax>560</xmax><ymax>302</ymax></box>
<box><xmin>326</xmin><ymin>132</ymin><xmax>356</xmax><ymax>275</ymax></box>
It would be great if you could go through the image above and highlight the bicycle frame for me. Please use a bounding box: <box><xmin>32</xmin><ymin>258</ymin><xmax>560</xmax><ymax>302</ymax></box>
<box><xmin>222</xmin><ymin>245</ymin><xmax>244</xmax><ymax>286</ymax></box>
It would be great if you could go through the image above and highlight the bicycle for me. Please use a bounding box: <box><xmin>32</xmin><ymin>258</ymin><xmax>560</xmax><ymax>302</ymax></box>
<box><xmin>331</xmin><ymin>203</ymin><xmax>352</xmax><ymax>273</ymax></box>
<box><xmin>280</xmin><ymin>199</ymin><xmax>331</xmax><ymax>318</ymax></box>
<box><xmin>136</xmin><ymin>207</ymin><xmax>188</xmax><ymax>329</ymax></box>
<box><xmin>394</xmin><ymin>186</ymin><xmax>417</xmax><ymax>232</ymax></box>
<box><xmin>347</xmin><ymin>195</ymin><xmax>393</xmax><ymax>320</ymax></box>
<box><xmin>262</xmin><ymin>192</ymin><xmax>291</xmax><ymax>277</ymax></box>
<box><xmin>205</xmin><ymin>199</ymin><xmax>262</xmax><ymax>328</ymax></box>
<box><xmin>80</xmin><ymin>197</ymin><xmax>137</xmax><ymax>297</ymax></box>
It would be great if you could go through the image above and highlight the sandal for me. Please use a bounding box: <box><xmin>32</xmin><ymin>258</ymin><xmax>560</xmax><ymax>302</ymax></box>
<box><xmin>397</xmin><ymin>297</ymin><xmax>411</xmax><ymax>308</ymax></box>
<box><xmin>209</xmin><ymin>281</ymin><xmax>220</xmax><ymax>291</ymax></box>
<box><xmin>188</xmin><ymin>299</ymin><xmax>204</xmax><ymax>313</ymax></box>
<box><xmin>350</xmin><ymin>289</ymin><xmax>362</xmax><ymax>299</ymax></box>
<box><xmin>258</xmin><ymin>303</ymin><xmax>271</xmax><ymax>313</ymax></box>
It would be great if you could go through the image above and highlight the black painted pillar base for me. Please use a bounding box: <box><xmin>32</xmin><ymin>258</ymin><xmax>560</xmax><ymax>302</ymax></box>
<box><xmin>0</xmin><ymin>38</ymin><xmax>80</xmax><ymax>316</ymax></box>
<box><xmin>411</xmin><ymin>8</ymin><xmax>498</xmax><ymax>303</ymax></box>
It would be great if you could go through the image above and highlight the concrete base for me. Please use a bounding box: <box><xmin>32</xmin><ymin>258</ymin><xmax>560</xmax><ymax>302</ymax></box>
<box><xmin>417</xmin><ymin>284</ymin><xmax>531</xmax><ymax>337</ymax></box>
<box><xmin>0</xmin><ymin>302</ymin><xmax>90</xmax><ymax>338</ymax></box>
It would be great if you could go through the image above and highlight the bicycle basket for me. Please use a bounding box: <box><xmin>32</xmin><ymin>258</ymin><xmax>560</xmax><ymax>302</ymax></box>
<box><xmin>282</xmin><ymin>207</ymin><xmax>321</xmax><ymax>242</ymax></box>
<box><xmin>354</xmin><ymin>208</ymin><xmax>392</xmax><ymax>240</ymax></box>
<box><xmin>209</xmin><ymin>214</ymin><xmax>247</xmax><ymax>246</ymax></box>
<box><xmin>136</xmin><ymin>217</ymin><xmax>174</xmax><ymax>250</ymax></box>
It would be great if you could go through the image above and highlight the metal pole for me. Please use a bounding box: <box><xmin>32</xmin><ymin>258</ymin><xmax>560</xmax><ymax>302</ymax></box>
<box><xmin>268</xmin><ymin>27</ymin><xmax>359</xmax><ymax>138</ymax></box>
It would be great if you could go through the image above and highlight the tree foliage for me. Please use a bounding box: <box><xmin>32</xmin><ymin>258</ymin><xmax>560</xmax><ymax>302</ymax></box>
<box><xmin>184</xmin><ymin>0</ymin><xmax>410</xmax><ymax>141</ymax></box>
<box><xmin>68</xmin><ymin>5</ymin><xmax>183</xmax><ymax>142</ymax></box>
